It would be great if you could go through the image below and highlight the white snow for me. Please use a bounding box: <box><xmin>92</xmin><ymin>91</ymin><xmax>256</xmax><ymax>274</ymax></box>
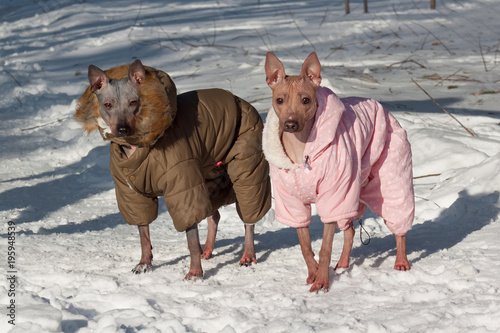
<box><xmin>1</xmin><ymin>0</ymin><xmax>500</xmax><ymax>332</ymax></box>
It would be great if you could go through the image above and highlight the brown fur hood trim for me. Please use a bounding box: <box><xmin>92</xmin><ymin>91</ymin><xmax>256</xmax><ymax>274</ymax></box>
<box><xmin>75</xmin><ymin>64</ymin><xmax>177</xmax><ymax>146</ymax></box>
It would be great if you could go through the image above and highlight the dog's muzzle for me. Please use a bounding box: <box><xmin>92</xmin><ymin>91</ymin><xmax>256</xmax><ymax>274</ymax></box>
<box><xmin>283</xmin><ymin>120</ymin><xmax>300</xmax><ymax>132</ymax></box>
<box><xmin>116</xmin><ymin>123</ymin><xmax>132</xmax><ymax>137</ymax></box>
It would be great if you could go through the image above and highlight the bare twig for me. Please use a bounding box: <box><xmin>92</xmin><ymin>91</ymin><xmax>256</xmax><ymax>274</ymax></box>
<box><xmin>320</xmin><ymin>7</ymin><xmax>329</xmax><ymax>26</ymax></box>
<box><xmin>325</xmin><ymin>44</ymin><xmax>344</xmax><ymax>60</ymax></box>
<box><xmin>128</xmin><ymin>0</ymin><xmax>143</xmax><ymax>38</ymax></box>
<box><xmin>212</xmin><ymin>20</ymin><xmax>216</xmax><ymax>46</ymax></box>
<box><xmin>478</xmin><ymin>38</ymin><xmax>489</xmax><ymax>72</ymax></box>
<box><xmin>418</xmin><ymin>32</ymin><xmax>430</xmax><ymax>51</ymax></box>
<box><xmin>187</xmin><ymin>69</ymin><xmax>200</xmax><ymax>79</ymax></box>
<box><xmin>4</xmin><ymin>70</ymin><xmax>22</xmax><ymax>87</ymax></box>
<box><xmin>289</xmin><ymin>12</ymin><xmax>315</xmax><ymax>52</ymax></box>
<box><xmin>434</xmin><ymin>69</ymin><xmax>461</xmax><ymax>86</ymax></box>
<box><xmin>411</xmin><ymin>78</ymin><xmax>475</xmax><ymax>137</ymax></box>
<box><xmin>254</xmin><ymin>28</ymin><xmax>273</xmax><ymax>52</ymax></box>
<box><xmin>413</xmin><ymin>173</ymin><xmax>441</xmax><ymax>179</ymax></box>
<box><xmin>151</xmin><ymin>17</ymin><xmax>180</xmax><ymax>51</ymax></box>
<box><xmin>412</xmin><ymin>22</ymin><xmax>453</xmax><ymax>56</ymax></box>
<box><xmin>4</xmin><ymin>69</ymin><xmax>23</xmax><ymax>105</ymax></box>
<box><xmin>392</xmin><ymin>5</ymin><xmax>419</xmax><ymax>37</ymax></box>
<box><xmin>387</xmin><ymin>59</ymin><xmax>427</xmax><ymax>69</ymax></box>
<box><xmin>134</xmin><ymin>40</ymin><xmax>178</xmax><ymax>52</ymax></box>
<box><xmin>21</xmin><ymin>116</ymin><xmax>70</xmax><ymax>131</ymax></box>
<box><xmin>431</xmin><ymin>77</ymin><xmax>480</xmax><ymax>83</ymax></box>
<box><xmin>180</xmin><ymin>40</ymin><xmax>235</xmax><ymax>49</ymax></box>
<box><xmin>415</xmin><ymin>196</ymin><xmax>441</xmax><ymax>208</ymax></box>
<box><xmin>202</xmin><ymin>20</ymin><xmax>217</xmax><ymax>46</ymax></box>
<box><xmin>472</xmin><ymin>90</ymin><xmax>500</xmax><ymax>96</ymax></box>
<box><xmin>372</xmin><ymin>14</ymin><xmax>401</xmax><ymax>40</ymax></box>
<box><xmin>419</xmin><ymin>72</ymin><xmax>481</xmax><ymax>84</ymax></box>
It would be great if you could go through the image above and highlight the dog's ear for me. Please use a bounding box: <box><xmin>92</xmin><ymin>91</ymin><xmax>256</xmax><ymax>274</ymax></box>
<box><xmin>301</xmin><ymin>52</ymin><xmax>322</xmax><ymax>87</ymax></box>
<box><xmin>265</xmin><ymin>52</ymin><xmax>286</xmax><ymax>89</ymax></box>
<box><xmin>128</xmin><ymin>59</ymin><xmax>146</xmax><ymax>85</ymax></box>
<box><xmin>88</xmin><ymin>65</ymin><xmax>109</xmax><ymax>93</ymax></box>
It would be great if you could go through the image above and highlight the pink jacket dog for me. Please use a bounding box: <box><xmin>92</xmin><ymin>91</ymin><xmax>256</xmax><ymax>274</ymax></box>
<box><xmin>263</xmin><ymin>52</ymin><xmax>414</xmax><ymax>292</ymax></box>
<box><xmin>264</xmin><ymin>86</ymin><xmax>414</xmax><ymax>233</ymax></box>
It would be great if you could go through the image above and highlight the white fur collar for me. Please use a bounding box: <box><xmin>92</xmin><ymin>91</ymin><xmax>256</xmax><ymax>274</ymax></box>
<box><xmin>262</xmin><ymin>108</ymin><xmax>296</xmax><ymax>170</ymax></box>
<box><xmin>97</xmin><ymin>117</ymin><xmax>112</xmax><ymax>135</ymax></box>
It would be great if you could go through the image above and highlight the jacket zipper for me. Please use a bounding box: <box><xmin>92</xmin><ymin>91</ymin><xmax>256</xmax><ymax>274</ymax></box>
<box><xmin>303</xmin><ymin>155</ymin><xmax>311</xmax><ymax>169</ymax></box>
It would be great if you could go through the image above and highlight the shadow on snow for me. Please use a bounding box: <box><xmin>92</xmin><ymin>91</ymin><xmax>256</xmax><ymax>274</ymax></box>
<box><xmin>347</xmin><ymin>189</ymin><xmax>499</xmax><ymax>268</ymax></box>
<box><xmin>253</xmin><ymin>189</ymin><xmax>499</xmax><ymax>270</ymax></box>
<box><xmin>0</xmin><ymin>145</ymin><xmax>116</xmax><ymax>229</ymax></box>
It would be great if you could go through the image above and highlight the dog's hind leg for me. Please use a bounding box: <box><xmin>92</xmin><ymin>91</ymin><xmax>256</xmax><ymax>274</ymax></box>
<box><xmin>335</xmin><ymin>222</ymin><xmax>355</xmax><ymax>270</ymax></box>
<box><xmin>185</xmin><ymin>224</ymin><xmax>203</xmax><ymax>280</ymax></box>
<box><xmin>239</xmin><ymin>223</ymin><xmax>257</xmax><ymax>266</ymax></box>
<box><xmin>202</xmin><ymin>210</ymin><xmax>220</xmax><ymax>260</ymax></box>
<box><xmin>394</xmin><ymin>234</ymin><xmax>410</xmax><ymax>271</ymax></box>
<box><xmin>132</xmin><ymin>225</ymin><xmax>153</xmax><ymax>274</ymax></box>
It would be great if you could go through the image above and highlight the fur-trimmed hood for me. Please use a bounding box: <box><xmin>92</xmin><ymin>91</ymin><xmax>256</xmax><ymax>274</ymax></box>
<box><xmin>75</xmin><ymin>64</ymin><xmax>177</xmax><ymax>146</ymax></box>
<box><xmin>262</xmin><ymin>86</ymin><xmax>346</xmax><ymax>170</ymax></box>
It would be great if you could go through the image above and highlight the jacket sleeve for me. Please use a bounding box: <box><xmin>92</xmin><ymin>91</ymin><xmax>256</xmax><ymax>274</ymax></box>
<box><xmin>162</xmin><ymin>159</ymin><xmax>213</xmax><ymax>232</ymax></box>
<box><xmin>114</xmin><ymin>174</ymin><xmax>159</xmax><ymax>226</ymax></box>
<box><xmin>225</xmin><ymin>97</ymin><xmax>272</xmax><ymax>224</ymax></box>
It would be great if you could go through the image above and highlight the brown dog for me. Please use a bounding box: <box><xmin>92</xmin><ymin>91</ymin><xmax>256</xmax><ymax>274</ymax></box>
<box><xmin>76</xmin><ymin>60</ymin><xmax>271</xmax><ymax>279</ymax></box>
<box><xmin>263</xmin><ymin>52</ymin><xmax>414</xmax><ymax>292</ymax></box>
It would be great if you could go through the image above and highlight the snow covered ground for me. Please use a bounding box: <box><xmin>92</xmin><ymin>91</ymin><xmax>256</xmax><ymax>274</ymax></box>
<box><xmin>1</xmin><ymin>0</ymin><xmax>500</xmax><ymax>332</ymax></box>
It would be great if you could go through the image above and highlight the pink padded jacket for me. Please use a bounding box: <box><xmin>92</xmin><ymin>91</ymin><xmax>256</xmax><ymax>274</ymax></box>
<box><xmin>263</xmin><ymin>86</ymin><xmax>414</xmax><ymax>236</ymax></box>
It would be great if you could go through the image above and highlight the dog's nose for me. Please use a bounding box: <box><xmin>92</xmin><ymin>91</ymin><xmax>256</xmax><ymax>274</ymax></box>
<box><xmin>284</xmin><ymin>120</ymin><xmax>299</xmax><ymax>132</ymax></box>
<box><xmin>117</xmin><ymin>125</ymin><xmax>131</xmax><ymax>137</ymax></box>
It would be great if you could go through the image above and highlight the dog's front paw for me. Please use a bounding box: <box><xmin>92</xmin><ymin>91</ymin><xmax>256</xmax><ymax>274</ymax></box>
<box><xmin>306</xmin><ymin>271</ymin><xmax>317</xmax><ymax>285</ymax></box>
<box><xmin>132</xmin><ymin>263</ymin><xmax>153</xmax><ymax>274</ymax></box>
<box><xmin>184</xmin><ymin>269</ymin><xmax>203</xmax><ymax>281</ymax></box>
<box><xmin>239</xmin><ymin>250</ymin><xmax>257</xmax><ymax>267</ymax></box>
<box><xmin>309</xmin><ymin>280</ymin><xmax>330</xmax><ymax>293</ymax></box>
<box><xmin>239</xmin><ymin>256</ymin><xmax>257</xmax><ymax>267</ymax></box>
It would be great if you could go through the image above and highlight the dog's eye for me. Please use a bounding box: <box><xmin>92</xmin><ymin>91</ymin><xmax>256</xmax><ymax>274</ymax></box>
<box><xmin>276</xmin><ymin>98</ymin><xmax>284</xmax><ymax>105</ymax></box>
<box><xmin>130</xmin><ymin>100</ymin><xmax>138</xmax><ymax>107</ymax></box>
<box><xmin>302</xmin><ymin>98</ymin><xmax>310</xmax><ymax>105</ymax></box>
<box><xmin>104</xmin><ymin>103</ymin><xmax>112</xmax><ymax>109</ymax></box>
